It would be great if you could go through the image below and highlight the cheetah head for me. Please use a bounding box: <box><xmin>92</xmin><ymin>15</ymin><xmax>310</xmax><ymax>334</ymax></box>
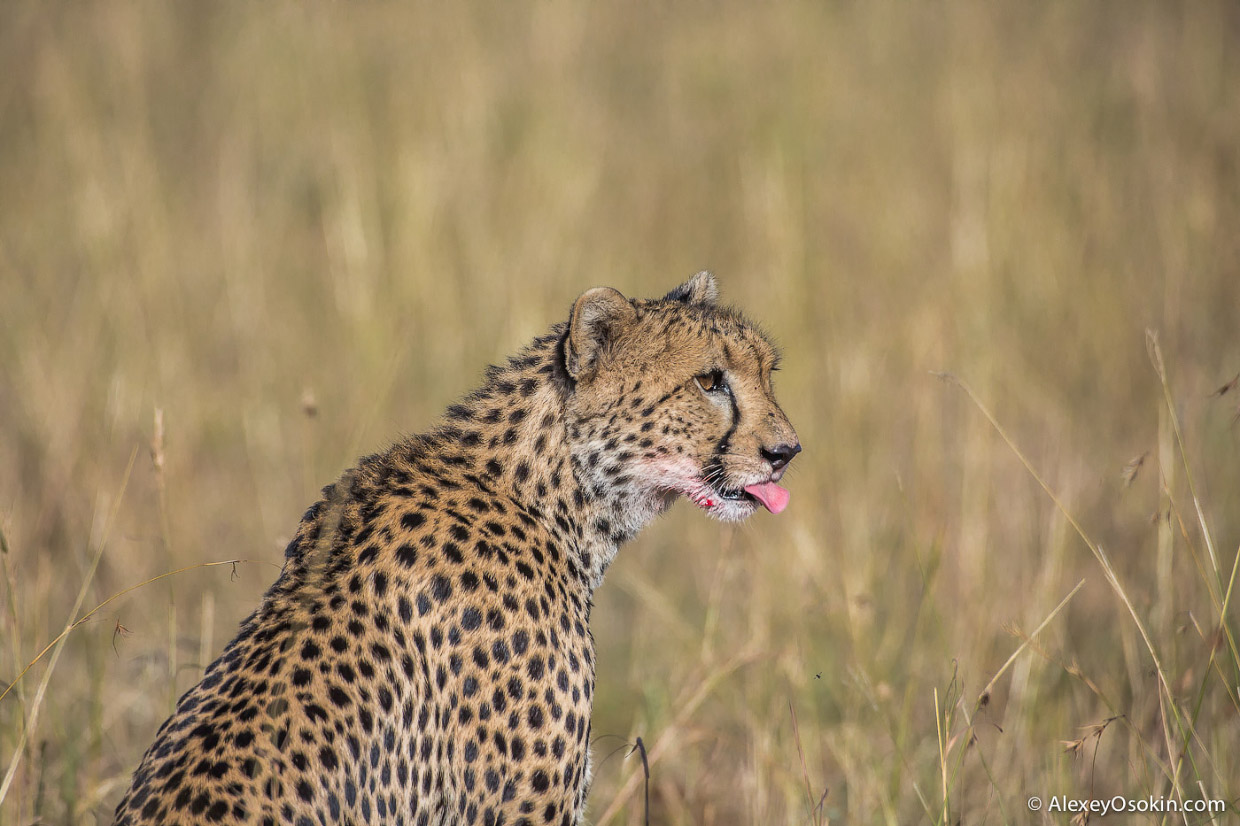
<box><xmin>563</xmin><ymin>272</ymin><xmax>800</xmax><ymax>527</ymax></box>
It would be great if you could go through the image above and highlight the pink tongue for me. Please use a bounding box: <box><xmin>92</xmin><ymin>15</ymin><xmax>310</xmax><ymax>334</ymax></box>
<box><xmin>743</xmin><ymin>482</ymin><xmax>790</xmax><ymax>514</ymax></box>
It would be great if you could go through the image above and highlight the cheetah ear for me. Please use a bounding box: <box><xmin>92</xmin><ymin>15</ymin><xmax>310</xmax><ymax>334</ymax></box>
<box><xmin>565</xmin><ymin>287</ymin><xmax>637</xmax><ymax>381</ymax></box>
<box><xmin>663</xmin><ymin>271</ymin><xmax>718</xmax><ymax>305</ymax></box>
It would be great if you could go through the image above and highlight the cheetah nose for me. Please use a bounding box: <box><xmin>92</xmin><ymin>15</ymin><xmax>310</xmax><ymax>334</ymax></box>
<box><xmin>762</xmin><ymin>442</ymin><xmax>802</xmax><ymax>472</ymax></box>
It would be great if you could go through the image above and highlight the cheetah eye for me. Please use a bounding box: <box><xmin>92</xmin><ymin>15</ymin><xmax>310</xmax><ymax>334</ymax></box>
<box><xmin>694</xmin><ymin>370</ymin><xmax>728</xmax><ymax>394</ymax></box>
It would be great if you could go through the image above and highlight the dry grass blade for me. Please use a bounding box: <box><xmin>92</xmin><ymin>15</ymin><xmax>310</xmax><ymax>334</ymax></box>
<box><xmin>1146</xmin><ymin>331</ymin><xmax>1221</xmax><ymax>589</ymax></box>
<box><xmin>1147</xmin><ymin>332</ymin><xmax>1240</xmax><ymax>800</ymax></box>
<box><xmin>0</xmin><ymin>447</ymin><xmax>137</xmax><ymax>808</ymax></box>
<box><xmin>594</xmin><ymin>648</ymin><xmax>764</xmax><ymax>826</ymax></box>
<box><xmin>627</xmin><ymin>737</ymin><xmax>650</xmax><ymax>826</ymax></box>
<box><xmin>0</xmin><ymin>523</ymin><xmax>31</xmax><ymax>787</ymax></box>
<box><xmin>934</xmin><ymin>688</ymin><xmax>948</xmax><ymax>826</ymax></box>
<box><xmin>1161</xmin><ymin>488</ymin><xmax>1240</xmax><ymax>718</ymax></box>
<box><xmin>0</xmin><ymin>556</ymin><xmax>275</xmax><ymax>711</ymax></box>
<box><xmin>977</xmin><ymin>579</ymin><xmax>1085</xmax><ymax>705</ymax></box>
<box><xmin>788</xmin><ymin>700</ymin><xmax>828</xmax><ymax>826</ymax></box>
<box><xmin>940</xmin><ymin>372</ymin><xmax>1190</xmax><ymax>804</ymax></box>
<box><xmin>0</xmin><ymin>552</ymin><xmax>275</xmax><ymax>815</ymax></box>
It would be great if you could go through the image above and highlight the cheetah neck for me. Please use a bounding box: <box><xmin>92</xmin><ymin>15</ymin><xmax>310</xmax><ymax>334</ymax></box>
<box><xmin>407</xmin><ymin>328</ymin><xmax>634</xmax><ymax>591</ymax></box>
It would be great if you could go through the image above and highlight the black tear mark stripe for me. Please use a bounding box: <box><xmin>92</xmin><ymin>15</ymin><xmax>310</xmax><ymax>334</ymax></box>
<box><xmin>712</xmin><ymin>388</ymin><xmax>741</xmax><ymax>469</ymax></box>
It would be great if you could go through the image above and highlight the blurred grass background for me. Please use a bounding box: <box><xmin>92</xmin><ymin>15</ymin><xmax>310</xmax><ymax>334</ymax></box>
<box><xmin>2</xmin><ymin>2</ymin><xmax>1239</xmax><ymax>823</ymax></box>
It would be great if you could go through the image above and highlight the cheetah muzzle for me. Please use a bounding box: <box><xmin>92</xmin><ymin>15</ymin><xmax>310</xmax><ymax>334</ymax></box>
<box><xmin>115</xmin><ymin>271</ymin><xmax>800</xmax><ymax>826</ymax></box>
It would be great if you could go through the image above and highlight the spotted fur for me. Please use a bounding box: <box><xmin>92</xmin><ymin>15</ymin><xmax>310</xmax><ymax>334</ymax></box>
<box><xmin>114</xmin><ymin>273</ymin><xmax>800</xmax><ymax>826</ymax></box>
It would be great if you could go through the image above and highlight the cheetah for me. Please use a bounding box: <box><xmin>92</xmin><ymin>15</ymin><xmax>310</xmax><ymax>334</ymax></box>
<box><xmin>114</xmin><ymin>272</ymin><xmax>800</xmax><ymax>826</ymax></box>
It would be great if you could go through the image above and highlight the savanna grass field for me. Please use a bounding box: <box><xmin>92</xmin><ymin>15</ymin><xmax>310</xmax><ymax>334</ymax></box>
<box><xmin>2</xmin><ymin>3</ymin><xmax>1240</xmax><ymax>824</ymax></box>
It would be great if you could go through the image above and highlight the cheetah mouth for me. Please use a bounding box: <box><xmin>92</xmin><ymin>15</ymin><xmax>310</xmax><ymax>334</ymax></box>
<box><xmin>729</xmin><ymin>481</ymin><xmax>789</xmax><ymax>514</ymax></box>
<box><xmin>715</xmin><ymin>485</ymin><xmax>761</xmax><ymax>509</ymax></box>
<box><xmin>655</xmin><ymin>460</ymin><xmax>791</xmax><ymax>518</ymax></box>
<box><xmin>685</xmin><ymin>479</ymin><xmax>790</xmax><ymax>516</ymax></box>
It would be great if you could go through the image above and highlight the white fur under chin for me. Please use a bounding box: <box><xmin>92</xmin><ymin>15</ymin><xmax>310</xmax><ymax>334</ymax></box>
<box><xmin>688</xmin><ymin>491</ymin><xmax>758</xmax><ymax>522</ymax></box>
<box><xmin>635</xmin><ymin>458</ymin><xmax>761</xmax><ymax>523</ymax></box>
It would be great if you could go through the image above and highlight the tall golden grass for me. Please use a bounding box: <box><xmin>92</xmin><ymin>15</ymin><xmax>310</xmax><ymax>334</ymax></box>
<box><xmin>1</xmin><ymin>2</ymin><xmax>1238</xmax><ymax>823</ymax></box>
